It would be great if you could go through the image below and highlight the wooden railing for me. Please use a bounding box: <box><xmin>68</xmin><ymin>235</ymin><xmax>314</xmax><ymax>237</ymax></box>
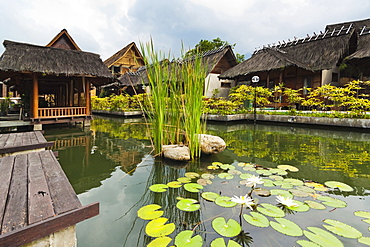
<box><xmin>38</xmin><ymin>107</ymin><xmax>87</xmax><ymax>118</ymax></box>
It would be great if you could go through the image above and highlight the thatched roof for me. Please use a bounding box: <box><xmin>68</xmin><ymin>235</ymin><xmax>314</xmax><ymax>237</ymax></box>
<box><xmin>220</xmin><ymin>18</ymin><xmax>370</xmax><ymax>80</ymax></box>
<box><xmin>0</xmin><ymin>40</ymin><xmax>113</xmax><ymax>83</ymax></box>
<box><xmin>201</xmin><ymin>45</ymin><xmax>238</xmax><ymax>74</ymax></box>
<box><xmin>115</xmin><ymin>67</ymin><xmax>148</xmax><ymax>87</ymax></box>
<box><xmin>103</xmin><ymin>42</ymin><xmax>143</xmax><ymax>68</ymax></box>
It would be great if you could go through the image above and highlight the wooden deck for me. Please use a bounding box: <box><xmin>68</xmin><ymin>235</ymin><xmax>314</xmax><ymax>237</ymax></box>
<box><xmin>0</xmin><ymin>132</ymin><xmax>99</xmax><ymax>246</ymax></box>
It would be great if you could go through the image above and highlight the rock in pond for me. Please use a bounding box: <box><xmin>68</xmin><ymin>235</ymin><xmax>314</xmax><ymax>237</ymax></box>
<box><xmin>162</xmin><ymin>145</ymin><xmax>191</xmax><ymax>161</ymax></box>
<box><xmin>198</xmin><ymin>134</ymin><xmax>226</xmax><ymax>154</ymax></box>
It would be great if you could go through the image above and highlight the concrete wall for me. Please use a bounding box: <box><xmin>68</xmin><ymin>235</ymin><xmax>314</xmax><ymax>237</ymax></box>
<box><xmin>22</xmin><ymin>226</ymin><xmax>76</xmax><ymax>247</ymax></box>
<box><xmin>204</xmin><ymin>74</ymin><xmax>234</xmax><ymax>98</ymax></box>
<box><xmin>322</xmin><ymin>67</ymin><xmax>339</xmax><ymax>86</ymax></box>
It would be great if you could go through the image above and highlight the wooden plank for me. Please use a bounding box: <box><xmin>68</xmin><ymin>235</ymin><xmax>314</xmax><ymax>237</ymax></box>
<box><xmin>28</xmin><ymin>152</ymin><xmax>55</xmax><ymax>225</ymax></box>
<box><xmin>0</xmin><ymin>202</ymin><xmax>99</xmax><ymax>247</ymax></box>
<box><xmin>0</xmin><ymin>134</ymin><xmax>9</xmax><ymax>148</ymax></box>
<box><xmin>0</xmin><ymin>156</ymin><xmax>15</xmax><ymax>233</ymax></box>
<box><xmin>3</xmin><ymin>133</ymin><xmax>16</xmax><ymax>148</ymax></box>
<box><xmin>22</xmin><ymin>132</ymin><xmax>32</xmax><ymax>146</ymax></box>
<box><xmin>29</xmin><ymin>131</ymin><xmax>38</xmax><ymax>145</ymax></box>
<box><xmin>1</xmin><ymin>154</ymin><xmax>28</xmax><ymax>234</ymax></box>
<box><xmin>34</xmin><ymin>131</ymin><xmax>46</xmax><ymax>143</ymax></box>
<box><xmin>0</xmin><ymin>142</ymin><xmax>54</xmax><ymax>155</ymax></box>
<box><xmin>40</xmin><ymin>150</ymin><xmax>81</xmax><ymax>214</ymax></box>
<box><xmin>13</xmin><ymin>133</ymin><xmax>23</xmax><ymax>147</ymax></box>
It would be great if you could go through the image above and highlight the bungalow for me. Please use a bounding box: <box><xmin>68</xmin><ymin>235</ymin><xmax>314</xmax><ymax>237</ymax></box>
<box><xmin>219</xmin><ymin>18</ymin><xmax>370</xmax><ymax>93</ymax></box>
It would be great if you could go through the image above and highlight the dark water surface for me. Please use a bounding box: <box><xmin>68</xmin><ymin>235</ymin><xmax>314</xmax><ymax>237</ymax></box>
<box><xmin>44</xmin><ymin>116</ymin><xmax>370</xmax><ymax>247</ymax></box>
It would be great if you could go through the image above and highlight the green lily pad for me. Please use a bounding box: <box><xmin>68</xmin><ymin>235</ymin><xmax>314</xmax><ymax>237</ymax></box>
<box><xmin>197</xmin><ymin>178</ymin><xmax>212</xmax><ymax>186</ymax></box>
<box><xmin>145</xmin><ymin>217</ymin><xmax>175</xmax><ymax>237</ymax></box>
<box><xmin>304</xmin><ymin>200</ymin><xmax>326</xmax><ymax>210</ymax></box>
<box><xmin>185</xmin><ymin>172</ymin><xmax>200</xmax><ymax>179</ymax></box>
<box><xmin>277</xmin><ymin>164</ymin><xmax>299</xmax><ymax>172</ymax></box>
<box><xmin>270</xmin><ymin>189</ymin><xmax>293</xmax><ymax>198</ymax></box>
<box><xmin>167</xmin><ymin>181</ymin><xmax>182</xmax><ymax>188</ymax></box>
<box><xmin>174</xmin><ymin>230</ymin><xmax>203</xmax><ymax>247</ymax></box>
<box><xmin>256</xmin><ymin>169</ymin><xmax>272</xmax><ymax>176</ymax></box>
<box><xmin>295</xmin><ymin>185</ymin><xmax>316</xmax><ymax>193</ymax></box>
<box><xmin>147</xmin><ymin>236</ymin><xmax>172</xmax><ymax>247</ymax></box>
<box><xmin>184</xmin><ymin>183</ymin><xmax>204</xmax><ymax>192</ymax></box>
<box><xmin>303</xmin><ymin>227</ymin><xmax>344</xmax><ymax>247</ymax></box>
<box><xmin>296</xmin><ymin>240</ymin><xmax>321</xmax><ymax>247</ymax></box>
<box><xmin>218</xmin><ymin>173</ymin><xmax>234</xmax><ymax>180</ymax></box>
<box><xmin>201</xmin><ymin>173</ymin><xmax>215</xmax><ymax>179</ymax></box>
<box><xmin>358</xmin><ymin>237</ymin><xmax>370</xmax><ymax>246</ymax></box>
<box><xmin>212</xmin><ymin>217</ymin><xmax>241</xmax><ymax>237</ymax></box>
<box><xmin>269</xmin><ymin>168</ymin><xmax>288</xmax><ymax>176</ymax></box>
<box><xmin>253</xmin><ymin>187</ymin><xmax>271</xmax><ymax>197</ymax></box>
<box><xmin>137</xmin><ymin>204</ymin><xmax>164</xmax><ymax>220</ymax></box>
<box><xmin>228</xmin><ymin>169</ymin><xmax>242</xmax><ymax>175</ymax></box>
<box><xmin>243</xmin><ymin>212</ymin><xmax>269</xmax><ymax>227</ymax></box>
<box><xmin>284</xmin><ymin>178</ymin><xmax>304</xmax><ymax>186</ymax></box>
<box><xmin>324</xmin><ymin>181</ymin><xmax>354</xmax><ymax>192</ymax></box>
<box><xmin>220</xmin><ymin>164</ymin><xmax>235</xmax><ymax>170</ymax></box>
<box><xmin>261</xmin><ymin>179</ymin><xmax>274</xmax><ymax>187</ymax></box>
<box><xmin>317</xmin><ymin>196</ymin><xmax>347</xmax><ymax>208</ymax></box>
<box><xmin>269</xmin><ymin>175</ymin><xmax>285</xmax><ymax>181</ymax></box>
<box><xmin>176</xmin><ymin>198</ymin><xmax>200</xmax><ymax>211</ymax></box>
<box><xmin>270</xmin><ymin>218</ymin><xmax>303</xmax><ymax>236</ymax></box>
<box><xmin>239</xmin><ymin>173</ymin><xmax>254</xmax><ymax>180</ymax></box>
<box><xmin>177</xmin><ymin>177</ymin><xmax>192</xmax><ymax>183</ymax></box>
<box><xmin>286</xmin><ymin>200</ymin><xmax>310</xmax><ymax>212</ymax></box>
<box><xmin>201</xmin><ymin>192</ymin><xmax>220</xmax><ymax>202</ymax></box>
<box><xmin>215</xmin><ymin>196</ymin><xmax>238</xmax><ymax>208</ymax></box>
<box><xmin>288</xmin><ymin>189</ymin><xmax>311</xmax><ymax>197</ymax></box>
<box><xmin>304</xmin><ymin>182</ymin><xmax>329</xmax><ymax>191</ymax></box>
<box><xmin>243</xmin><ymin>166</ymin><xmax>256</xmax><ymax>172</ymax></box>
<box><xmin>354</xmin><ymin>211</ymin><xmax>370</xmax><ymax>219</ymax></box>
<box><xmin>149</xmin><ymin>184</ymin><xmax>169</xmax><ymax>192</ymax></box>
<box><xmin>323</xmin><ymin>219</ymin><xmax>362</xmax><ymax>239</ymax></box>
<box><xmin>257</xmin><ymin>203</ymin><xmax>285</xmax><ymax>218</ymax></box>
<box><xmin>274</xmin><ymin>180</ymin><xmax>293</xmax><ymax>189</ymax></box>
<box><xmin>210</xmin><ymin>238</ymin><xmax>241</xmax><ymax>247</ymax></box>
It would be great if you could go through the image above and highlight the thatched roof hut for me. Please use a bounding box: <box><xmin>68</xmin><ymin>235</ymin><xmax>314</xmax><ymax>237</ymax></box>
<box><xmin>0</xmin><ymin>40</ymin><xmax>113</xmax><ymax>85</ymax></box>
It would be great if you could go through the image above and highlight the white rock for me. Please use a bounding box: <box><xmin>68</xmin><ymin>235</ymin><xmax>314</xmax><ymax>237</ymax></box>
<box><xmin>162</xmin><ymin>145</ymin><xmax>191</xmax><ymax>161</ymax></box>
<box><xmin>198</xmin><ymin>134</ymin><xmax>226</xmax><ymax>154</ymax></box>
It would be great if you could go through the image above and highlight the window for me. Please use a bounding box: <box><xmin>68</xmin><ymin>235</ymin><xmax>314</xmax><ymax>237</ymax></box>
<box><xmin>221</xmin><ymin>82</ymin><xmax>231</xmax><ymax>88</ymax></box>
<box><xmin>332</xmin><ymin>73</ymin><xmax>339</xmax><ymax>83</ymax></box>
<box><xmin>303</xmin><ymin>77</ymin><xmax>312</xmax><ymax>95</ymax></box>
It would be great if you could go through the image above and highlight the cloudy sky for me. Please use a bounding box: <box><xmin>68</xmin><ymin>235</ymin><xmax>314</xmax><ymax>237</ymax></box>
<box><xmin>0</xmin><ymin>0</ymin><xmax>369</xmax><ymax>61</ymax></box>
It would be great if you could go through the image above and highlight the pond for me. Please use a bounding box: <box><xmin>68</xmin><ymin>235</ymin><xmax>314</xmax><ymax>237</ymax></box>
<box><xmin>44</xmin><ymin>116</ymin><xmax>370</xmax><ymax>247</ymax></box>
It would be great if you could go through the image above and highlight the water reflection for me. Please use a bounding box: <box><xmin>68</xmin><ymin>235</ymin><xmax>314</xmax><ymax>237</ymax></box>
<box><xmin>44</xmin><ymin>116</ymin><xmax>370</xmax><ymax>246</ymax></box>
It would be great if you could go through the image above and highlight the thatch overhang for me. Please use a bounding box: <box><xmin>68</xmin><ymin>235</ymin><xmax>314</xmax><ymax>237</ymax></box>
<box><xmin>201</xmin><ymin>45</ymin><xmax>238</xmax><ymax>74</ymax></box>
<box><xmin>0</xmin><ymin>40</ymin><xmax>113</xmax><ymax>86</ymax></box>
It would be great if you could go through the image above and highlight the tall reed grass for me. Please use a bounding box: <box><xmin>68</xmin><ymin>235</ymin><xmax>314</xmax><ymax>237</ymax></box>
<box><xmin>140</xmin><ymin>40</ymin><xmax>207</xmax><ymax>159</ymax></box>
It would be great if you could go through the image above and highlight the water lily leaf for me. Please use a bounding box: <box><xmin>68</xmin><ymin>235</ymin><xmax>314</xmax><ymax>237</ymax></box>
<box><xmin>305</xmin><ymin>182</ymin><xmax>329</xmax><ymax>192</ymax></box>
<box><xmin>303</xmin><ymin>227</ymin><xmax>344</xmax><ymax>247</ymax></box>
<box><xmin>147</xmin><ymin>236</ymin><xmax>172</xmax><ymax>247</ymax></box>
<box><xmin>243</xmin><ymin>166</ymin><xmax>256</xmax><ymax>172</ymax></box>
<box><xmin>253</xmin><ymin>187</ymin><xmax>271</xmax><ymax>197</ymax></box>
<box><xmin>201</xmin><ymin>173</ymin><xmax>215</xmax><ymax>179</ymax></box>
<box><xmin>197</xmin><ymin>178</ymin><xmax>212</xmax><ymax>186</ymax></box>
<box><xmin>212</xmin><ymin>217</ymin><xmax>241</xmax><ymax>237</ymax></box>
<box><xmin>239</xmin><ymin>173</ymin><xmax>254</xmax><ymax>180</ymax></box>
<box><xmin>256</xmin><ymin>169</ymin><xmax>272</xmax><ymax>176</ymax></box>
<box><xmin>174</xmin><ymin>230</ymin><xmax>203</xmax><ymax>247</ymax></box>
<box><xmin>184</xmin><ymin>183</ymin><xmax>203</xmax><ymax>192</ymax></box>
<box><xmin>270</xmin><ymin>218</ymin><xmax>303</xmax><ymax>236</ymax></box>
<box><xmin>243</xmin><ymin>212</ymin><xmax>269</xmax><ymax>228</ymax></box>
<box><xmin>286</xmin><ymin>200</ymin><xmax>310</xmax><ymax>212</ymax></box>
<box><xmin>324</xmin><ymin>181</ymin><xmax>354</xmax><ymax>192</ymax></box>
<box><xmin>215</xmin><ymin>196</ymin><xmax>238</xmax><ymax>208</ymax></box>
<box><xmin>317</xmin><ymin>196</ymin><xmax>347</xmax><ymax>208</ymax></box>
<box><xmin>274</xmin><ymin>180</ymin><xmax>293</xmax><ymax>189</ymax></box>
<box><xmin>210</xmin><ymin>238</ymin><xmax>241</xmax><ymax>247</ymax></box>
<box><xmin>295</xmin><ymin>186</ymin><xmax>316</xmax><ymax>193</ymax></box>
<box><xmin>218</xmin><ymin>173</ymin><xmax>234</xmax><ymax>179</ymax></box>
<box><xmin>149</xmin><ymin>184</ymin><xmax>169</xmax><ymax>192</ymax></box>
<box><xmin>261</xmin><ymin>179</ymin><xmax>275</xmax><ymax>187</ymax></box>
<box><xmin>269</xmin><ymin>168</ymin><xmax>288</xmax><ymax>176</ymax></box>
<box><xmin>257</xmin><ymin>203</ymin><xmax>285</xmax><ymax>218</ymax></box>
<box><xmin>201</xmin><ymin>191</ymin><xmax>220</xmax><ymax>202</ymax></box>
<box><xmin>277</xmin><ymin>164</ymin><xmax>299</xmax><ymax>172</ymax></box>
<box><xmin>354</xmin><ymin>211</ymin><xmax>370</xmax><ymax>219</ymax></box>
<box><xmin>208</xmin><ymin>165</ymin><xmax>219</xmax><ymax>170</ymax></box>
<box><xmin>284</xmin><ymin>178</ymin><xmax>304</xmax><ymax>186</ymax></box>
<box><xmin>177</xmin><ymin>177</ymin><xmax>192</xmax><ymax>183</ymax></box>
<box><xmin>228</xmin><ymin>169</ymin><xmax>242</xmax><ymax>175</ymax></box>
<box><xmin>220</xmin><ymin>164</ymin><xmax>235</xmax><ymax>170</ymax></box>
<box><xmin>137</xmin><ymin>204</ymin><xmax>164</xmax><ymax>220</ymax></box>
<box><xmin>176</xmin><ymin>198</ymin><xmax>200</xmax><ymax>211</ymax></box>
<box><xmin>270</xmin><ymin>189</ymin><xmax>293</xmax><ymax>198</ymax></box>
<box><xmin>212</xmin><ymin>161</ymin><xmax>223</xmax><ymax>166</ymax></box>
<box><xmin>364</xmin><ymin>219</ymin><xmax>370</xmax><ymax>224</ymax></box>
<box><xmin>167</xmin><ymin>181</ymin><xmax>182</xmax><ymax>188</ymax></box>
<box><xmin>185</xmin><ymin>172</ymin><xmax>200</xmax><ymax>179</ymax></box>
<box><xmin>304</xmin><ymin>200</ymin><xmax>326</xmax><ymax>210</ymax></box>
<box><xmin>288</xmin><ymin>189</ymin><xmax>310</xmax><ymax>197</ymax></box>
<box><xmin>358</xmin><ymin>237</ymin><xmax>370</xmax><ymax>246</ymax></box>
<box><xmin>145</xmin><ymin>217</ymin><xmax>175</xmax><ymax>237</ymax></box>
<box><xmin>323</xmin><ymin>219</ymin><xmax>362</xmax><ymax>239</ymax></box>
<box><xmin>296</xmin><ymin>240</ymin><xmax>321</xmax><ymax>247</ymax></box>
<box><xmin>269</xmin><ymin>175</ymin><xmax>285</xmax><ymax>181</ymax></box>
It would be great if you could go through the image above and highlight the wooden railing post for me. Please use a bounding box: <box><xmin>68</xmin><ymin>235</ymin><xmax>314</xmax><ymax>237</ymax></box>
<box><xmin>32</xmin><ymin>74</ymin><xmax>39</xmax><ymax>118</ymax></box>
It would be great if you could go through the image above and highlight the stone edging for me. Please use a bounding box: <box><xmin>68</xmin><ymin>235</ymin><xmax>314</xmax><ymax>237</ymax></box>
<box><xmin>92</xmin><ymin>110</ymin><xmax>143</xmax><ymax>117</ymax></box>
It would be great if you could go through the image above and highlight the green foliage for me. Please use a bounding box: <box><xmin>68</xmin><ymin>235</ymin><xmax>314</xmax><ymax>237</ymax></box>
<box><xmin>229</xmin><ymin>85</ymin><xmax>272</xmax><ymax>107</ymax></box>
<box><xmin>185</xmin><ymin>37</ymin><xmax>234</xmax><ymax>57</ymax></box>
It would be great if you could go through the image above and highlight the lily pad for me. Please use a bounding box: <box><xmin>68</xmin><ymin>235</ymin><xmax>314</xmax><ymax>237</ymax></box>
<box><xmin>303</xmin><ymin>227</ymin><xmax>344</xmax><ymax>247</ymax></box>
<box><xmin>145</xmin><ymin>217</ymin><xmax>175</xmax><ymax>237</ymax></box>
<box><xmin>253</xmin><ymin>187</ymin><xmax>271</xmax><ymax>197</ymax></box>
<box><xmin>174</xmin><ymin>230</ymin><xmax>203</xmax><ymax>247</ymax></box>
<box><xmin>304</xmin><ymin>200</ymin><xmax>326</xmax><ymax>210</ymax></box>
<box><xmin>185</xmin><ymin>172</ymin><xmax>200</xmax><ymax>179</ymax></box>
<box><xmin>243</xmin><ymin>212</ymin><xmax>269</xmax><ymax>228</ymax></box>
<box><xmin>317</xmin><ymin>196</ymin><xmax>347</xmax><ymax>208</ymax></box>
<box><xmin>277</xmin><ymin>164</ymin><xmax>299</xmax><ymax>172</ymax></box>
<box><xmin>358</xmin><ymin>237</ymin><xmax>370</xmax><ymax>246</ymax></box>
<box><xmin>176</xmin><ymin>198</ymin><xmax>200</xmax><ymax>211</ymax></box>
<box><xmin>243</xmin><ymin>166</ymin><xmax>256</xmax><ymax>172</ymax></box>
<box><xmin>274</xmin><ymin>180</ymin><xmax>293</xmax><ymax>189</ymax></box>
<box><xmin>288</xmin><ymin>189</ymin><xmax>311</xmax><ymax>198</ymax></box>
<box><xmin>197</xmin><ymin>178</ymin><xmax>212</xmax><ymax>186</ymax></box>
<box><xmin>212</xmin><ymin>217</ymin><xmax>241</xmax><ymax>237</ymax></box>
<box><xmin>218</xmin><ymin>173</ymin><xmax>234</xmax><ymax>180</ymax></box>
<box><xmin>270</xmin><ymin>218</ymin><xmax>303</xmax><ymax>236</ymax></box>
<box><xmin>324</xmin><ymin>181</ymin><xmax>354</xmax><ymax>192</ymax></box>
<box><xmin>323</xmin><ymin>219</ymin><xmax>362</xmax><ymax>239</ymax></box>
<box><xmin>286</xmin><ymin>200</ymin><xmax>310</xmax><ymax>212</ymax></box>
<box><xmin>296</xmin><ymin>240</ymin><xmax>321</xmax><ymax>247</ymax></box>
<box><xmin>261</xmin><ymin>179</ymin><xmax>274</xmax><ymax>187</ymax></box>
<box><xmin>239</xmin><ymin>173</ymin><xmax>254</xmax><ymax>180</ymax></box>
<box><xmin>149</xmin><ymin>184</ymin><xmax>169</xmax><ymax>192</ymax></box>
<box><xmin>269</xmin><ymin>168</ymin><xmax>288</xmax><ymax>176</ymax></box>
<box><xmin>270</xmin><ymin>189</ymin><xmax>293</xmax><ymax>198</ymax></box>
<box><xmin>201</xmin><ymin>173</ymin><xmax>215</xmax><ymax>179</ymax></box>
<box><xmin>257</xmin><ymin>203</ymin><xmax>285</xmax><ymax>218</ymax></box>
<box><xmin>215</xmin><ymin>196</ymin><xmax>238</xmax><ymax>208</ymax></box>
<box><xmin>177</xmin><ymin>177</ymin><xmax>192</xmax><ymax>183</ymax></box>
<box><xmin>220</xmin><ymin>164</ymin><xmax>235</xmax><ymax>170</ymax></box>
<box><xmin>201</xmin><ymin>191</ymin><xmax>220</xmax><ymax>202</ymax></box>
<box><xmin>184</xmin><ymin>183</ymin><xmax>204</xmax><ymax>192</ymax></box>
<box><xmin>284</xmin><ymin>178</ymin><xmax>304</xmax><ymax>186</ymax></box>
<box><xmin>295</xmin><ymin>185</ymin><xmax>316</xmax><ymax>193</ymax></box>
<box><xmin>147</xmin><ymin>236</ymin><xmax>172</xmax><ymax>247</ymax></box>
<box><xmin>354</xmin><ymin>211</ymin><xmax>370</xmax><ymax>219</ymax></box>
<box><xmin>137</xmin><ymin>204</ymin><xmax>164</xmax><ymax>220</ymax></box>
<box><xmin>269</xmin><ymin>175</ymin><xmax>285</xmax><ymax>181</ymax></box>
<box><xmin>210</xmin><ymin>238</ymin><xmax>241</xmax><ymax>247</ymax></box>
<box><xmin>228</xmin><ymin>169</ymin><xmax>242</xmax><ymax>175</ymax></box>
<box><xmin>256</xmin><ymin>169</ymin><xmax>272</xmax><ymax>176</ymax></box>
<box><xmin>167</xmin><ymin>181</ymin><xmax>182</xmax><ymax>188</ymax></box>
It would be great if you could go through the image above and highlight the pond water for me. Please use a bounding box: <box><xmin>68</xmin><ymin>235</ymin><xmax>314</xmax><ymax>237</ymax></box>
<box><xmin>44</xmin><ymin>116</ymin><xmax>370</xmax><ymax>247</ymax></box>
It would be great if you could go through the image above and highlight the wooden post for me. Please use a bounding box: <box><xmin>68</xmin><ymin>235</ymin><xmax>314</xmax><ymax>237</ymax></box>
<box><xmin>77</xmin><ymin>79</ymin><xmax>82</xmax><ymax>107</ymax></box>
<box><xmin>32</xmin><ymin>74</ymin><xmax>39</xmax><ymax>118</ymax></box>
<box><xmin>83</xmin><ymin>77</ymin><xmax>91</xmax><ymax>115</ymax></box>
<box><xmin>69</xmin><ymin>80</ymin><xmax>74</xmax><ymax>106</ymax></box>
